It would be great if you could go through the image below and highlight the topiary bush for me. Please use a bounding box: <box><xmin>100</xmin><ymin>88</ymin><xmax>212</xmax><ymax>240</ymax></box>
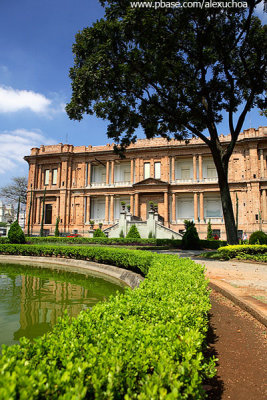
<box><xmin>93</xmin><ymin>228</ymin><xmax>106</xmax><ymax>238</ymax></box>
<box><xmin>207</xmin><ymin>220</ymin><xmax>213</xmax><ymax>240</ymax></box>
<box><xmin>8</xmin><ymin>220</ymin><xmax>26</xmax><ymax>244</ymax></box>
<box><xmin>54</xmin><ymin>217</ymin><xmax>60</xmax><ymax>237</ymax></box>
<box><xmin>249</xmin><ymin>230</ymin><xmax>267</xmax><ymax>245</ymax></box>
<box><xmin>181</xmin><ymin>220</ymin><xmax>201</xmax><ymax>249</ymax></box>
<box><xmin>126</xmin><ymin>224</ymin><xmax>141</xmax><ymax>239</ymax></box>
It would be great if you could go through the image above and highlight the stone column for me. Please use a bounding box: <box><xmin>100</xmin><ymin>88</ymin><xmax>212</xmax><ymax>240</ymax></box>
<box><xmin>135</xmin><ymin>193</ymin><xmax>139</xmax><ymax>216</ymax></box>
<box><xmin>199</xmin><ymin>192</ymin><xmax>204</xmax><ymax>222</ymax></box>
<box><xmin>111</xmin><ymin>161</ymin><xmax>114</xmax><ymax>185</ymax></box>
<box><xmin>105</xmin><ymin>195</ymin><xmax>109</xmax><ymax>223</ymax></box>
<box><xmin>56</xmin><ymin>196</ymin><xmax>60</xmax><ymax>217</ymax></box>
<box><xmin>172</xmin><ymin>193</ymin><xmax>176</xmax><ymax>223</ymax></box>
<box><xmin>130</xmin><ymin>194</ymin><xmax>134</xmax><ymax>214</ymax></box>
<box><xmin>262</xmin><ymin>189</ymin><xmax>267</xmax><ymax>222</ymax></box>
<box><xmin>37</xmin><ymin>197</ymin><xmax>41</xmax><ymax>224</ymax></box>
<box><xmin>87</xmin><ymin>162</ymin><xmax>91</xmax><ymax>186</ymax></box>
<box><xmin>110</xmin><ymin>195</ymin><xmax>114</xmax><ymax>222</ymax></box>
<box><xmin>199</xmin><ymin>155</ymin><xmax>203</xmax><ymax>181</ymax></box>
<box><xmin>171</xmin><ymin>157</ymin><xmax>175</xmax><ymax>182</ymax></box>
<box><xmin>86</xmin><ymin>195</ymin><xmax>91</xmax><ymax>223</ymax></box>
<box><xmin>164</xmin><ymin>192</ymin><xmax>169</xmax><ymax>226</ymax></box>
<box><xmin>194</xmin><ymin>192</ymin><xmax>198</xmax><ymax>222</ymax></box>
<box><xmin>38</xmin><ymin>166</ymin><xmax>42</xmax><ymax>189</ymax></box>
<box><xmin>260</xmin><ymin>149</ymin><xmax>265</xmax><ymax>178</ymax></box>
<box><xmin>193</xmin><ymin>155</ymin><xmax>197</xmax><ymax>181</ymax></box>
<box><xmin>106</xmin><ymin>161</ymin><xmax>110</xmax><ymax>185</ymax></box>
<box><xmin>130</xmin><ymin>159</ymin><xmax>134</xmax><ymax>184</ymax></box>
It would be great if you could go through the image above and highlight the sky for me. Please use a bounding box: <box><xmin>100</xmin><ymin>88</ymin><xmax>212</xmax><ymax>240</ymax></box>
<box><xmin>0</xmin><ymin>0</ymin><xmax>266</xmax><ymax>187</ymax></box>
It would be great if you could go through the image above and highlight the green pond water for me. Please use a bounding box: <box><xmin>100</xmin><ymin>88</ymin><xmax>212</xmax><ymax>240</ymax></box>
<box><xmin>0</xmin><ymin>262</ymin><xmax>125</xmax><ymax>347</ymax></box>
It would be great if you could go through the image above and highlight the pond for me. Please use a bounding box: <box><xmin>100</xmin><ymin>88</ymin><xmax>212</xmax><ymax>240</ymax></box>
<box><xmin>0</xmin><ymin>262</ymin><xmax>125</xmax><ymax>347</ymax></box>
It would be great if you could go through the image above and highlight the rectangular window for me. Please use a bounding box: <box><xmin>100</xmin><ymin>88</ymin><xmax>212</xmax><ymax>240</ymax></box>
<box><xmin>181</xmin><ymin>168</ymin><xmax>190</xmax><ymax>179</ymax></box>
<box><xmin>52</xmin><ymin>169</ymin><xmax>57</xmax><ymax>185</ymax></box>
<box><xmin>144</xmin><ymin>162</ymin><xmax>150</xmax><ymax>179</ymax></box>
<box><xmin>124</xmin><ymin>171</ymin><xmax>130</xmax><ymax>182</ymax></box>
<box><xmin>154</xmin><ymin>162</ymin><xmax>161</xmax><ymax>179</ymax></box>
<box><xmin>44</xmin><ymin>169</ymin><xmax>49</xmax><ymax>185</ymax></box>
<box><xmin>45</xmin><ymin>204</ymin><xmax>52</xmax><ymax>224</ymax></box>
<box><xmin>207</xmin><ymin>164</ymin><xmax>217</xmax><ymax>178</ymax></box>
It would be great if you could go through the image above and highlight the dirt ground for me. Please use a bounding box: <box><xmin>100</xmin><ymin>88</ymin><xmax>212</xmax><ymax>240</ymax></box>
<box><xmin>205</xmin><ymin>290</ymin><xmax>267</xmax><ymax>400</ymax></box>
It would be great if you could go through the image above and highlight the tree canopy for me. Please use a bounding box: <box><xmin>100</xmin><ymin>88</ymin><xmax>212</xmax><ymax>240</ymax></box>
<box><xmin>66</xmin><ymin>1</ymin><xmax>266</xmax><ymax>243</ymax></box>
<box><xmin>0</xmin><ymin>176</ymin><xmax>27</xmax><ymax>205</ymax></box>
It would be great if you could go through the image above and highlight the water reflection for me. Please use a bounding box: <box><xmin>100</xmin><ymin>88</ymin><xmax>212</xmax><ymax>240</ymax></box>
<box><xmin>0</xmin><ymin>263</ymin><xmax>124</xmax><ymax>346</ymax></box>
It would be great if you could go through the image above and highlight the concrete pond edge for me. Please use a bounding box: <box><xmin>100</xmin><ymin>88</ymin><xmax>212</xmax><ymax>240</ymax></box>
<box><xmin>0</xmin><ymin>255</ymin><xmax>144</xmax><ymax>289</ymax></box>
<box><xmin>209</xmin><ymin>279</ymin><xmax>267</xmax><ymax>328</ymax></box>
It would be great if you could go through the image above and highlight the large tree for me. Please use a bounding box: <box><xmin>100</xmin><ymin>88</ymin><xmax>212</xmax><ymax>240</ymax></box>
<box><xmin>0</xmin><ymin>177</ymin><xmax>27</xmax><ymax>205</ymax></box>
<box><xmin>66</xmin><ymin>1</ymin><xmax>267</xmax><ymax>244</ymax></box>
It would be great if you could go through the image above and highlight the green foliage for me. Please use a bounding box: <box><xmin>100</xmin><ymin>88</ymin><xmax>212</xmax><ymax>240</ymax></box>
<box><xmin>0</xmin><ymin>245</ymin><xmax>215</xmax><ymax>398</ymax></box>
<box><xmin>0</xmin><ymin>237</ymin><xmax>9</xmax><ymax>244</ymax></box>
<box><xmin>119</xmin><ymin>230</ymin><xmax>124</xmax><ymax>238</ymax></box>
<box><xmin>54</xmin><ymin>217</ymin><xmax>60</xmax><ymax>237</ymax></box>
<box><xmin>148</xmin><ymin>231</ymin><xmax>153</xmax><ymax>238</ymax></box>
<box><xmin>181</xmin><ymin>220</ymin><xmax>201</xmax><ymax>250</ymax></box>
<box><xmin>7</xmin><ymin>221</ymin><xmax>25</xmax><ymax>244</ymax></box>
<box><xmin>218</xmin><ymin>244</ymin><xmax>267</xmax><ymax>261</ymax></box>
<box><xmin>126</xmin><ymin>224</ymin><xmax>141</xmax><ymax>239</ymax></box>
<box><xmin>200</xmin><ymin>239</ymin><xmax>227</xmax><ymax>250</ymax></box>
<box><xmin>93</xmin><ymin>228</ymin><xmax>106</xmax><ymax>238</ymax></box>
<box><xmin>249</xmin><ymin>231</ymin><xmax>267</xmax><ymax>245</ymax></box>
<box><xmin>207</xmin><ymin>220</ymin><xmax>213</xmax><ymax>240</ymax></box>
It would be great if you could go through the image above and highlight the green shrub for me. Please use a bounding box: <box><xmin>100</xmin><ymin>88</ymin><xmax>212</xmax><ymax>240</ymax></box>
<box><xmin>249</xmin><ymin>230</ymin><xmax>267</xmax><ymax>245</ymax></box>
<box><xmin>181</xmin><ymin>220</ymin><xmax>201</xmax><ymax>249</ymax></box>
<box><xmin>207</xmin><ymin>220</ymin><xmax>213</xmax><ymax>240</ymax></box>
<box><xmin>0</xmin><ymin>245</ymin><xmax>215</xmax><ymax>398</ymax></box>
<box><xmin>54</xmin><ymin>217</ymin><xmax>60</xmax><ymax>237</ymax></box>
<box><xmin>119</xmin><ymin>230</ymin><xmax>124</xmax><ymax>238</ymax></box>
<box><xmin>0</xmin><ymin>237</ymin><xmax>9</xmax><ymax>244</ymax></box>
<box><xmin>7</xmin><ymin>221</ymin><xmax>25</xmax><ymax>244</ymax></box>
<box><xmin>93</xmin><ymin>228</ymin><xmax>106</xmax><ymax>238</ymax></box>
<box><xmin>218</xmin><ymin>244</ymin><xmax>267</xmax><ymax>260</ymax></box>
<box><xmin>126</xmin><ymin>224</ymin><xmax>141</xmax><ymax>239</ymax></box>
<box><xmin>200</xmin><ymin>239</ymin><xmax>227</xmax><ymax>249</ymax></box>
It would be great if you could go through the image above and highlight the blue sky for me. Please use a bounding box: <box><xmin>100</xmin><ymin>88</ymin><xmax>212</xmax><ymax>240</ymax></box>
<box><xmin>0</xmin><ymin>0</ymin><xmax>266</xmax><ymax>187</ymax></box>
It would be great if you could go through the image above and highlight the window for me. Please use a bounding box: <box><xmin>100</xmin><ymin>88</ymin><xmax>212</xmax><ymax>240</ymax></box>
<box><xmin>181</xmin><ymin>167</ymin><xmax>190</xmax><ymax>179</ymax></box>
<box><xmin>52</xmin><ymin>169</ymin><xmax>57</xmax><ymax>185</ymax></box>
<box><xmin>154</xmin><ymin>162</ymin><xmax>161</xmax><ymax>179</ymax></box>
<box><xmin>124</xmin><ymin>171</ymin><xmax>130</xmax><ymax>182</ymax></box>
<box><xmin>144</xmin><ymin>162</ymin><xmax>150</xmax><ymax>179</ymax></box>
<box><xmin>207</xmin><ymin>164</ymin><xmax>217</xmax><ymax>178</ymax></box>
<box><xmin>45</xmin><ymin>204</ymin><xmax>52</xmax><ymax>224</ymax></box>
<box><xmin>44</xmin><ymin>169</ymin><xmax>49</xmax><ymax>185</ymax></box>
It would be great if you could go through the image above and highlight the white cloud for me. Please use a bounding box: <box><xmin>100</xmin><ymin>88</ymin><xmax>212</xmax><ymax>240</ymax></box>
<box><xmin>0</xmin><ymin>86</ymin><xmax>66</xmax><ymax>116</ymax></box>
<box><xmin>254</xmin><ymin>1</ymin><xmax>267</xmax><ymax>24</ymax></box>
<box><xmin>0</xmin><ymin>129</ymin><xmax>56</xmax><ymax>175</ymax></box>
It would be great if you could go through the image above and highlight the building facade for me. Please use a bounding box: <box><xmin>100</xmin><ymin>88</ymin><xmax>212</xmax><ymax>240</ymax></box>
<box><xmin>24</xmin><ymin>127</ymin><xmax>267</xmax><ymax>239</ymax></box>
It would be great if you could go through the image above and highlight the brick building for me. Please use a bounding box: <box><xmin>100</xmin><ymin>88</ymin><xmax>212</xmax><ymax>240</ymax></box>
<box><xmin>24</xmin><ymin>126</ymin><xmax>267</xmax><ymax>239</ymax></box>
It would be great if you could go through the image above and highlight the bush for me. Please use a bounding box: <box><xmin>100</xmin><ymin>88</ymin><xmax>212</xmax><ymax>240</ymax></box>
<box><xmin>181</xmin><ymin>220</ymin><xmax>201</xmax><ymax>249</ymax></box>
<box><xmin>7</xmin><ymin>221</ymin><xmax>25</xmax><ymax>244</ymax></box>
<box><xmin>249</xmin><ymin>230</ymin><xmax>267</xmax><ymax>245</ymax></box>
<box><xmin>119</xmin><ymin>230</ymin><xmax>124</xmax><ymax>238</ymax></box>
<box><xmin>0</xmin><ymin>245</ymin><xmax>215</xmax><ymax>398</ymax></box>
<box><xmin>93</xmin><ymin>228</ymin><xmax>106</xmax><ymax>238</ymax></box>
<box><xmin>126</xmin><ymin>224</ymin><xmax>141</xmax><ymax>239</ymax></box>
<box><xmin>207</xmin><ymin>220</ymin><xmax>213</xmax><ymax>240</ymax></box>
<box><xmin>218</xmin><ymin>244</ymin><xmax>267</xmax><ymax>261</ymax></box>
<box><xmin>54</xmin><ymin>217</ymin><xmax>60</xmax><ymax>237</ymax></box>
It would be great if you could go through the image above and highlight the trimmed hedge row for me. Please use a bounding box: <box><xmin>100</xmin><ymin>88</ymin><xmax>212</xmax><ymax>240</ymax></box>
<box><xmin>0</xmin><ymin>235</ymin><xmax>227</xmax><ymax>249</ymax></box>
<box><xmin>0</xmin><ymin>245</ymin><xmax>215</xmax><ymax>399</ymax></box>
<box><xmin>218</xmin><ymin>244</ymin><xmax>267</xmax><ymax>260</ymax></box>
<box><xmin>0</xmin><ymin>244</ymin><xmax>153</xmax><ymax>275</ymax></box>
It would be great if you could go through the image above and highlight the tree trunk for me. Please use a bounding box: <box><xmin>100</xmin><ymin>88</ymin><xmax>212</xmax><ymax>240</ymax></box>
<box><xmin>213</xmin><ymin>153</ymin><xmax>238</xmax><ymax>244</ymax></box>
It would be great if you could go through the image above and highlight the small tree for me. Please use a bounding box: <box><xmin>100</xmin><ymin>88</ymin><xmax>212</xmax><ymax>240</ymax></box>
<box><xmin>55</xmin><ymin>217</ymin><xmax>60</xmax><ymax>237</ymax></box>
<box><xmin>126</xmin><ymin>224</ymin><xmax>141</xmax><ymax>239</ymax></box>
<box><xmin>40</xmin><ymin>188</ymin><xmax>46</xmax><ymax>237</ymax></box>
<box><xmin>8</xmin><ymin>220</ymin><xmax>26</xmax><ymax>244</ymax></box>
<box><xmin>93</xmin><ymin>228</ymin><xmax>106</xmax><ymax>238</ymax></box>
<box><xmin>207</xmin><ymin>220</ymin><xmax>213</xmax><ymax>240</ymax></box>
<box><xmin>119</xmin><ymin>229</ymin><xmax>124</xmax><ymax>238</ymax></box>
<box><xmin>181</xmin><ymin>220</ymin><xmax>201</xmax><ymax>250</ymax></box>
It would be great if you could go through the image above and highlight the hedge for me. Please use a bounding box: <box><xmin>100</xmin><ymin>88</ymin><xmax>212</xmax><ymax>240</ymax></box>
<box><xmin>0</xmin><ymin>235</ymin><xmax>227</xmax><ymax>250</ymax></box>
<box><xmin>0</xmin><ymin>245</ymin><xmax>215</xmax><ymax>399</ymax></box>
<box><xmin>218</xmin><ymin>244</ymin><xmax>267</xmax><ymax>261</ymax></box>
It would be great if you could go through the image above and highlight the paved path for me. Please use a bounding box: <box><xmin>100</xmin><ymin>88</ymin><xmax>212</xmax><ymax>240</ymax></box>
<box><xmin>156</xmin><ymin>249</ymin><xmax>267</xmax><ymax>326</ymax></box>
